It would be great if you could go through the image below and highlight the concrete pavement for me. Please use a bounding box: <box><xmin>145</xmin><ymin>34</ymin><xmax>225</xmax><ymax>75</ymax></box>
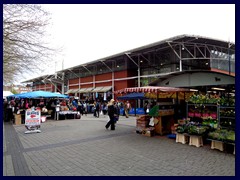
<box><xmin>3</xmin><ymin>114</ymin><xmax>235</xmax><ymax>176</ymax></box>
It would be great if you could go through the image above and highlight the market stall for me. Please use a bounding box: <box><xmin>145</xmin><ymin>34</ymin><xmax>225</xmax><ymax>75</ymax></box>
<box><xmin>117</xmin><ymin>93</ymin><xmax>146</xmax><ymax>115</ymax></box>
<box><xmin>115</xmin><ymin>86</ymin><xmax>192</xmax><ymax>135</ymax></box>
<box><xmin>7</xmin><ymin>91</ymin><xmax>69</xmax><ymax>123</ymax></box>
<box><xmin>175</xmin><ymin>93</ymin><xmax>235</xmax><ymax>153</ymax></box>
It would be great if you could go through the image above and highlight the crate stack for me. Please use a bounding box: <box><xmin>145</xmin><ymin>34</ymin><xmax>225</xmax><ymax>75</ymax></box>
<box><xmin>136</xmin><ymin>115</ymin><xmax>151</xmax><ymax>133</ymax></box>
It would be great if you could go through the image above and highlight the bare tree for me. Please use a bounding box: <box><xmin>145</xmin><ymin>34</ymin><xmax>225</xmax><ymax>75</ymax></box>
<box><xmin>3</xmin><ymin>4</ymin><xmax>56</xmax><ymax>84</ymax></box>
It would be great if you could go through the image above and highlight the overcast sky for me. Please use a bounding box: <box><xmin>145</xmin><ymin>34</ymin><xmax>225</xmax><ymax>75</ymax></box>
<box><xmin>40</xmin><ymin>4</ymin><xmax>235</xmax><ymax>75</ymax></box>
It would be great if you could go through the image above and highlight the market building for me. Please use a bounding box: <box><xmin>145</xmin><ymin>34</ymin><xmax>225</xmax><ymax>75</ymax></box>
<box><xmin>17</xmin><ymin>34</ymin><xmax>236</xmax><ymax>153</ymax></box>
<box><xmin>22</xmin><ymin>34</ymin><xmax>235</xmax><ymax>100</ymax></box>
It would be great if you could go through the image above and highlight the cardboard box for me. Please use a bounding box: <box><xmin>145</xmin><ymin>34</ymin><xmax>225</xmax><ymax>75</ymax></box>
<box><xmin>142</xmin><ymin>128</ymin><xmax>155</xmax><ymax>137</ymax></box>
<box><xmin>14</xmin><ymin>114</ymin><xmax>22</xmax><ymax>125</ymax></box>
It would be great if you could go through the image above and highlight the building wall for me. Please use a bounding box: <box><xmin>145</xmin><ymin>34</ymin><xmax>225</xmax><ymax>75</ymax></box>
<box><xmin>68</xmin><ymin>70</ymin><xmax>134</xmax><ymax>91</ymax></box>
<box><xmin>33</xmin><ymin>84</ymin><xmax>54</xmax><ymax>92</ymax></box>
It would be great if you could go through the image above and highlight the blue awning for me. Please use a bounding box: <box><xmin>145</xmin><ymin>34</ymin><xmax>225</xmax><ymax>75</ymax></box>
<box><xmin>7</xmin><ymin>91</ymin><xmax>69</xmax><ymax>99</ymax></box>
<box><xmin>117</xmin><ymin>93</ymin><xmax>146</xmax><ymax>100</ymax></box>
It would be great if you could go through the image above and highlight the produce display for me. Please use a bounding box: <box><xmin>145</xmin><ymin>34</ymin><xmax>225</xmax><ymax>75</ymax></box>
<box><xmin>176</xmin><ymin>122</ymin><xmax>211</xmax><ymax>136</ymax></box>
<box><xmin>208</xmin><ymin>129</ymin><xmax>235</xmax><ymax>143</ymax></box>
<box><xmin>220</xmin><ymin>109</ymin><xmax>235</xmax><ymax>117</ymax></box>
<box><xmin>202</xmin><ymin>117</ymin><xmax>218</xmax><ymax>128</ymax></box>
<box><xmin>188</xmin><ymin>94</ymin><xmax>235</xmax><ymax>107</ymax></box>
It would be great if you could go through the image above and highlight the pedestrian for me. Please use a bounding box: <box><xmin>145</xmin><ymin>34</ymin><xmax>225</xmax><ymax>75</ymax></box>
<box><xmin>83</xmin><ymin>101</ymin><xmax>87</xmax><ymax>116</ymax></box>
<box><xmin>78</xmin><ymin>101</ymin><xmax>84</xmax><ymax>116</ymax></box>
<box><xmin>105</xmin><ymin>99</ymin><xmax>116</xmax><ymax>130</ymax></box>
<box><xmin>114</xmin><ymin>101</ymin><xmax>120</xmax><ymax>123</ymax></box>
<box><xmin>102</xmin><ymin>102</ymin><xmax>107</xmax><ymax>115</ymax></box>
<box><xmin>124</xmin><ymin>101</ymin><xmax>131</xmax><ymax>118</ymax></box>
<box><xmin>95</xmin><ymin>101</ymin><xmax>100</xmax><ymax>118</ymax></box>
<box><xmin>3</xmin><ymin>99</ymin><xmax>8</xmax><ymax>122</ymax></box>
<box><xmin>92</xmin><ymin>101</ymin><xmax>97</xmax><ymax>117</ymax></box>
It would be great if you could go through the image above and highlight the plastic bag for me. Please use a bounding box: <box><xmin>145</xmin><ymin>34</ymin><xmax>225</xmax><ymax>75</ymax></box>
<box><xmin>149</xmin><ymin>117</ymin><xmax>154</xmax><ymax>126</ymax></box>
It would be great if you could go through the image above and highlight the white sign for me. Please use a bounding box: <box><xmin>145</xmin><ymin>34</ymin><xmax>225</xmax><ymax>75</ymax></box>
<box><xmin>25</xmin><ymin>109</ymin><xmax>41</xmax><ymax>127</ymax></box>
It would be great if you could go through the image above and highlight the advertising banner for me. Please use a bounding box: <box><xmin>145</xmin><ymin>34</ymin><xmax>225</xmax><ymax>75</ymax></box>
<box><xmin>25</xmin><ymin>109</ymin><xmax>41</xmax><ymax>133</ymax></box>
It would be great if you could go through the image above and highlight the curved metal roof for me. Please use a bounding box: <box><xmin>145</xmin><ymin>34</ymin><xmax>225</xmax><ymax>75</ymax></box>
<box><xmin>22</xmin><ymin>34</ymin><xmax>235</xmax><ymax>83</ymax></box>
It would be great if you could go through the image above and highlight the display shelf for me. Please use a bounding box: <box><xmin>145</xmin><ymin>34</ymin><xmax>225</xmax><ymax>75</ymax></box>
<box><xmin>219</xmin><ymin>106</ymin><xmax>235</xmax><ymax>129</ymax></box>
<box><xmin>186</xmin><ymin>103</ymin><xmax>219</xmax><ymax>119</ymax></box>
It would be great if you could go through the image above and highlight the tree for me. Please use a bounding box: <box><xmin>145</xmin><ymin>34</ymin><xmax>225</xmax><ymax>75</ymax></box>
<box><xmin>3</xmin><ymin>4</ymin><xmax>55</xmax><ymax>84</ymax></box>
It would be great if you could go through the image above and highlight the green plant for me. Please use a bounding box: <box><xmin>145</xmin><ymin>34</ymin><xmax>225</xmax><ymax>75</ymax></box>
<box><xmin>149</xmin><ymin>105</ymin><xmax>159</xmax><ymax>117</ymax></box>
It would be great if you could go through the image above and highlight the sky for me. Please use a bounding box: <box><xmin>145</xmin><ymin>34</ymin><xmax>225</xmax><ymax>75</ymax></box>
<box><xmin>38</xmin><ymin>4</ymin><xmax>235</xmax><ymax>77</ymax></box>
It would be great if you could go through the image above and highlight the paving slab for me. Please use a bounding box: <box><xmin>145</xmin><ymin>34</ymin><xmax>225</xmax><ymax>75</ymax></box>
<box><xmin>3</xmin><ymin>114</ymin><xmax>235</xmax><ymax>176</ymax></box>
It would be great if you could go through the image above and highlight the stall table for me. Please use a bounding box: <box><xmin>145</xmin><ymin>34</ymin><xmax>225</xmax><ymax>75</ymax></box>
<box><xmin>56</xmin><ymin>111</ymin><xmax>78</xmax><ymax>120</ymax></box>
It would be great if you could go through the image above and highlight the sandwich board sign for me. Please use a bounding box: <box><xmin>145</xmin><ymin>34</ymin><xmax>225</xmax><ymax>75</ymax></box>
<box><xmin>25</xmin><ymin>109</ymin><xmax>41</xmax><ymax>134</ymax></box>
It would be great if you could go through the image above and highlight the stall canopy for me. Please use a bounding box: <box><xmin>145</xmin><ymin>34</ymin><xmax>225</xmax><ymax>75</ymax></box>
<box><xmin>7</xmin><ymin>91</ymin><xmax>69</xmax><ymax>99</ymax></box>
<box><xmin>115</xmin><ymin>86</ymin><xmax>193</xmax><ymax>100</ymax></box>
<box><xmin>117</xmin><ymin>93</ymin><xmax>146</xmax><ymax>100</ymax></box>
<box><xmin>115</xmin><ymin>86</ymin><xmax>190</xmax><ymax>94</ymax></box>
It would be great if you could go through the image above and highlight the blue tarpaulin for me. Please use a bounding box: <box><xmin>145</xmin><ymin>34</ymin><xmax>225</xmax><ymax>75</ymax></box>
<box><xmin>117</xmin><ymin>93</ymin><xmax>146</xmax><ymax>100</ymax></box>
<box><xmin>7</xmin><ymin>91</ymin><xmax>69</xmax><ymax>99</ymax></box>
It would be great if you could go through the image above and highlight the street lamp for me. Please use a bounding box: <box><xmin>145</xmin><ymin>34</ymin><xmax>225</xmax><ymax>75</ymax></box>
<box><xmin>228</xmin><ymin>42</ymin><xmax>233</xmax><ymax>75</ymax></box>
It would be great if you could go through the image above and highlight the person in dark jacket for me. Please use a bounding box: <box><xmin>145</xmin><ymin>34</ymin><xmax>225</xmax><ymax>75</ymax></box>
<box><xmin>105</xmin><ymin>99</ymin><xmax>116</xmax><ymax>130</ymax></box>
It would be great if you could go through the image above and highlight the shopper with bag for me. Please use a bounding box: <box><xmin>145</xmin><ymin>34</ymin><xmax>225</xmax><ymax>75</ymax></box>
<box><xmin>105</xmin><ymin>99</ymin><xmax>116</xmax><ymax>130</ymax></box>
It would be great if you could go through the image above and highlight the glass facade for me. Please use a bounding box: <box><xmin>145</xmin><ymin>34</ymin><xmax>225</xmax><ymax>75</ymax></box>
<box><xmin>210</xmin><ymin>50</ymin><xmax>235</xmax><ymax>73</ymax></box>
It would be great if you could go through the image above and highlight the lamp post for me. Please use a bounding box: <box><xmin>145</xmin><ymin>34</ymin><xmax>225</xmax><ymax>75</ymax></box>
<box><xmin>228</xmin><ymin>42</ymin><xmax>232</xmax><ymax>75</ymax></box>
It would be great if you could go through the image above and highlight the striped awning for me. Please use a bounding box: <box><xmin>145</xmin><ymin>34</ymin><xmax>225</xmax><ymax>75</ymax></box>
<box><xmin>65</xmin><ymin>89</ymin><xmax>78</xmax><ymax>94</ymax></box>
<box><xmin>77</xmin><ymin>88</ymin><xmax>94</xmax><ymax>93</ymax></box>
<box><xmin>98</xmin><ymin>86</ymin><xmax>112</xmax><ymax>92</ymax></box>
<box><xmin>114</xmin><ymin>86</ymin><xmax>190</xmax><ymax>94</ymax></box>
<box><xmin>78</xmin><ymin>88</ymin><xmax>87</xmax><ymax>93</ymax></box>
<box><xmin>92</xmin><ymin>87</ymin><xmax>104</xmax><ymax>92</ymax></box>
<box><xmin>91</xmin><ymin>86</ymin><xmax>112</xmax><ymax>93</ymax></box>
<box><xmin>84</xmin><ymin>87</ymin><xmax>94</xmax><ymax>93</ymax></box>
<box><xmin>71</xmin><ymin>89</ymin><xmax>79</xmax><ymax>93</ymax></box>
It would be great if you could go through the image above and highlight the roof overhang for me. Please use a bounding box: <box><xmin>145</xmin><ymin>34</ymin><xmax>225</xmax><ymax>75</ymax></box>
<box><xmin>149</xmin><ymin>70</ymin><xmax>235</xmax><ymax>87</ymax></box>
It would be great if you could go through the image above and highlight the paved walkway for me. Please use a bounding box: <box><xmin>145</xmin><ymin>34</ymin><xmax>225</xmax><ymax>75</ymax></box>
<box><xmin>3</xmin><ymin>115</ymin><xmax>235</xmax><ymax>176</ymax></box>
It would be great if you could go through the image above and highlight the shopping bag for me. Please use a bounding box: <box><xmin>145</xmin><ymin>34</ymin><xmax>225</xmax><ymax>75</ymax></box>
<box><xmin>114</xmin><ymin>116</ymin><xmax>119</xmax><ymax>122</ymax></box>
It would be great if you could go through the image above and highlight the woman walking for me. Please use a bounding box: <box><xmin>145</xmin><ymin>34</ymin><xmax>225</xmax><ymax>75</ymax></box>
<box><xmin>105</xmin><ymin>99</ymin><xmax>116</xmax><ymax>130</ymax></box>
